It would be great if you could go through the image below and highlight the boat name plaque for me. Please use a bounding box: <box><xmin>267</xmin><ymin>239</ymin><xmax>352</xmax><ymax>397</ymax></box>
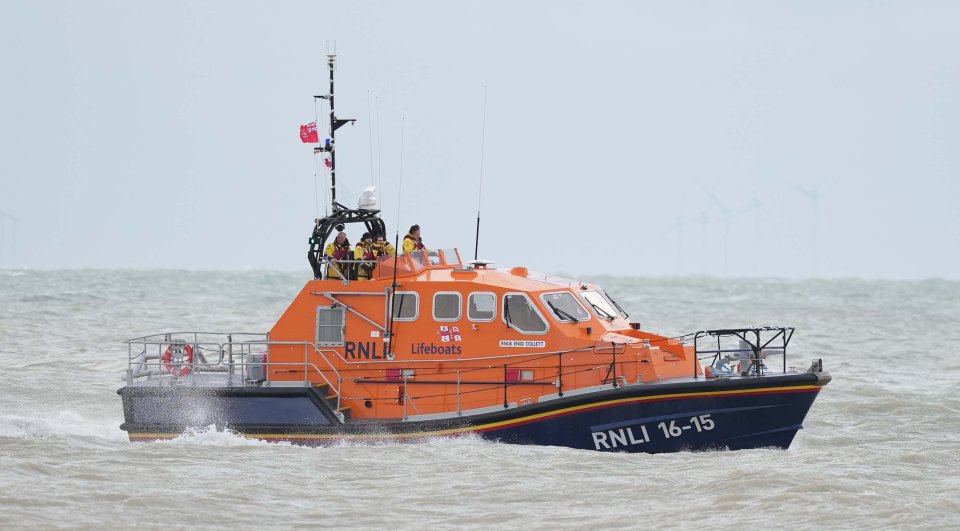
<box><xmin>498</xmin><ymin>340</ymin><xmax>546</xmax><ymax>348</ymax></box>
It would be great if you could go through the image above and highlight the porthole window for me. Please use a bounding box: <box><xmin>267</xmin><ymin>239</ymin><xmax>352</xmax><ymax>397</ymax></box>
<box><xmin>468</xmin><ymin>292</ymin><xmax>497</xmax><ymax>322</ymax></box>
<box><xmin>392</xmin><ymin>292</ymin><xmax>419</xmax><ymax>321</ymax></box>
<box><xmin>433</xmin><ymin>292</ymin><xmax>462</xmax><ymax>322</ymax></box>
<box><xmin>502</xmin><ymin>293</ymin><xmax>549</xmax><ymax>334</ymax></box>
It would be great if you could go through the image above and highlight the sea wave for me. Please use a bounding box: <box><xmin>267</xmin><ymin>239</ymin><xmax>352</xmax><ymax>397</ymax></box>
<box><xmin>0</xmin><ymin>411</ymin><xmax>127</xmax><ymax>441</ymax></box>
<box><xmin>159</xmin><ymin>425</ymin><xmax>290</xmax><ymax>447</ymax></box>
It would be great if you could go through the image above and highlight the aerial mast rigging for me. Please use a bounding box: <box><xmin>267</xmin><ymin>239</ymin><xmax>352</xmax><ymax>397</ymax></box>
<box><xmin>314</xmin><ymin>53</ymin><xmax>355</xmax><ymax>211</ymax></box>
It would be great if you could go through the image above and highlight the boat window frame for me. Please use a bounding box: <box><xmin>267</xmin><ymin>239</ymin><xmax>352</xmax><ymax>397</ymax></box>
<box><xmin>604</xmin><ymin>290</ymin><xmax>630</xmax><ymax>318</ymax></box>
<box><xmin>539</xmin><ymin>291</ymin><xmax>591</xmax><ymax>323</ymax></box>
<box><xmin>579</xmin><ymin>289</ymin><xmax>621</xmax><ymax>321</ymax></box>
<box><xmin>501</xmin><ymin>292</ymin><xmax>550</xmax><ymax>335</ymax></box>
<box><xmin>391</xmin><ymin>291</ymin><xmax>420</xmax><ymax>322</ymax></box>
<box><xmin>432</xmin><ymin>291</ymin><xmax>462</xmax><ymax>322</ymax></box>
<box><xmin>467</xmin><ymin>291</ymin><xmax>497</xmax><ymax>322</ymax></box>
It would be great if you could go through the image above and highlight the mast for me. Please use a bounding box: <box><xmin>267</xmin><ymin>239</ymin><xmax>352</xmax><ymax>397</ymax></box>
<box><xmin>305</xmin><ymin>53</ymin><xmax>383</xmax><ymax>279</ymax></box>
<box><xmin>315</xmin><ymin>53</ymin><xmax>355</xmax><ymax>211</ymax></box>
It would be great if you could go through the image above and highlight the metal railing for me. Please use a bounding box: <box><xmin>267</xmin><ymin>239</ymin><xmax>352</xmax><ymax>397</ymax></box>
<box><xmin>693</xmin><ymin>327</ymin><xmax>794</xmax><ymax>378</ymax></box>
<box><xmin>123</xmin><ymin>332</ymin><xmax>346</xmax><ymax>415</ymax></box>
<box><xmin>318</xmin><ymin>248</ymin><xmax>463</xmax><ymax>281</ymax></box>
<box><xmin>125</xmin><ymin>328</ymin><xmax>790</xmax><ymax>423</ymax></box>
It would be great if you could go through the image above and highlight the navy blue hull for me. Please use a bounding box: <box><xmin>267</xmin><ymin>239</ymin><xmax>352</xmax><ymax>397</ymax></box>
<box><xmin>481</xmin><ymin>386</ymin><xmax>819</xmax><ymax>452</ymax></box>
<box><xmin>119</xmin><ymin>373</ymin><xmax>828</xmax><ymax>453</ymax></box>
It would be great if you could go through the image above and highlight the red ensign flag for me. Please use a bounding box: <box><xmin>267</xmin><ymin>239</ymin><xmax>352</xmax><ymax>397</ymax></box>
<box><xmin>300</xmin><ymin>122</ymin><xmax>319</xmax><ymax>143</ymax></box>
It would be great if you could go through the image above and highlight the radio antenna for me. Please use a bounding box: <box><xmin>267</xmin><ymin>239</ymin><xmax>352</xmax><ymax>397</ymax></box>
<box><xmin>376</xmin><ymin>96</ymin><xmax>382</xmax><ymax>209</ymax></box>
<box><xmin>367</xmin><ymin>90</ymin><xmax>375</xmax><ymax>187</ymax></box>
<box><xmin>314</xmin><ymin>50</ymin><xmax>355</xmax><ymax>212</ymax></box>
<box><xmin>474</xmin><ymin>85</ymin><xmax>488</xmax><ymax>260</ymax></box>
<box><xmin>386</xmin><ymin>116</ymin><xmax>405</xmax><ymax>359</ymax></box>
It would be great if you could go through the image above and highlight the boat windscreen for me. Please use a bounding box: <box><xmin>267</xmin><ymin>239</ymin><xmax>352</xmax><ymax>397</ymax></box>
<box><xmin>541</xmin><ymin>292</ymin><xmax>590</xmax><ymax>323</ymax></box>
<box><xmin>580</xmin><ymin>290</ymin><xmax>618</xmax><ymax>320</ymax></box>
<box><xmin>441</xmin><ymin>248</ymin><xmax>462</xmax><ymax>266</ymax></box>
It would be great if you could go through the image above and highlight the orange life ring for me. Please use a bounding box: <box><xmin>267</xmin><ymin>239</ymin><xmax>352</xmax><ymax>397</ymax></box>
<box><xmin>162</xmin><ymin>344</ymin><xmax>194</xmax><ymax>376</ymax></box>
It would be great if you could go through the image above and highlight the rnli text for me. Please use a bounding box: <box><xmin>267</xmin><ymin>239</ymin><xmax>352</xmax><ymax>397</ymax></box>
<box><xmin>344</xmin><ymin>341</ymin><xmax>385</xmax><ymax>359</ymax></box>
<box><xmin>591</xmin><ymin>426</ymin><xmax>650</xmax><ymax>450</ymax></box>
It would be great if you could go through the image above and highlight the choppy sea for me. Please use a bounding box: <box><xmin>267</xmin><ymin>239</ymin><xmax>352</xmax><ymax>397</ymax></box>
<box><xmin>1</xmin><ymin>270</ymin><xmax>958</xmax><ymax>529</ymax></box>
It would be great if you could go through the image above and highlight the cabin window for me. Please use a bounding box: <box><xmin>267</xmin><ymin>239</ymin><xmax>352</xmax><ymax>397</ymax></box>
<box><xmin>502</xmin><ymin>293</ymin><xmax>549</xmax><ymax>334</ymax></box>
<box><xmin>540</xmin><ymin>292</ymin><xmax>590</xmax><ymax>323</ymax></box>
<box><xmin>433</xmin><ymin>292</ymin><xmax>462</xmax><ymax>322</ymax></box>
<box><xmin>468</xmin><ymin>292</ymin><xmax>496</xmax><ymax>322</ymax></box>
<box><xmin>580</xmin><ymin>290</ymin><xmax>621</xmax><ymax>320</ymax></box>
<box><xmin>316</xmin><ymin>306</ymin><xmax>346</xmax><ymax>346</ymax></box>
<box><xmin>392</xmin><ymin>292</ymin><xmax>419</xmax><ymax>321</ymax></box>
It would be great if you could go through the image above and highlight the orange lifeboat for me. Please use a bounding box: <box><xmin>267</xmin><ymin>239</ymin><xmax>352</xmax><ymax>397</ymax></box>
<box><xmin>117</xmin><ymin>55</ymin><xmax>830</xmax><ymax>452</ymax></box>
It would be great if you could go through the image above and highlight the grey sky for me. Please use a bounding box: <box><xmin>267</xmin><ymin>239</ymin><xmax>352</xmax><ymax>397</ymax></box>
<box><xmin>1</xmin><ymin>1</ymin><xmax>957</xmax><ymax>278</ymax></box>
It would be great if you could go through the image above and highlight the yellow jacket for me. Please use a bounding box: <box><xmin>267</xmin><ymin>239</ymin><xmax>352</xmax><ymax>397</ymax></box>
<box><xmin>323</xmin><ymin>241</ymin><xmax>351</xmax><ymax>279</ymax></box>
<box><xmin>372</xmin><ymin>242</ymin><xmax>396</xmax><ymax>258</ymax></box>
<box><xmin>354</xmin><ymin>242</ymin><xmax>375</xmax><ymax>279</ymax></box>
<box><xmin>402</xmin><ymin>233</ymin><xmax>426</xmax><ymax>254</ymax></box>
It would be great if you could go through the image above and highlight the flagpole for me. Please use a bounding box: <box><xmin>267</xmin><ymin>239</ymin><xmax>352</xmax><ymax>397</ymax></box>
<box><xmin>316</xmin><ymin>52</ymin><xmax>355</xmax><ymax>212</ymax></box>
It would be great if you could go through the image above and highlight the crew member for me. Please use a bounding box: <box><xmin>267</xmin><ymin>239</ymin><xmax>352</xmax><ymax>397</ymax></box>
<box><xmin>402</xmin><ymin>224</ymin><xmax>426</xmax><ymax>254</ymax></box>
<box><xmin>372</xmin><ymin>233</ymin><xmax>396</xmax><ymax>260</ymax></box>
<box><xmin>323</xmin><ymin>232</ymin><xmax>352</xmax><ymax>279</ymax></box>
<box><xmin>354</xmin><ymin>232</ymin><xmax>376</xmax><ymax>280</ymax></box>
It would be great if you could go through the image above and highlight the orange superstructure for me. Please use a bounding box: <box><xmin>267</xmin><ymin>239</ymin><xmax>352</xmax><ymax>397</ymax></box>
<box><xmin>269</xmin><ymin>248</ymin><xmax>701</xmax><ymax>420</ymax></box>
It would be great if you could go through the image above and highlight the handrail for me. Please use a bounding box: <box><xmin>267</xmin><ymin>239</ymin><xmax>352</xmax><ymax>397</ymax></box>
<box><xmin>124</xmin><ymin>334</ymin><xmax>346</xmax><ymax>414</ymax></box>
<box><xmin>312</xmin><ymin>345</ymin><xmax>596</xmax><ymax>366</ymax></box>
<box><xmin>693</xmin><ymin>327</ymin><xmax>794</xmax><ymax>378</ymax></box>
<box><xmin>125</xmin><ymin>327</ymin><xmax>786</xmax><ymax>422</ymax></box>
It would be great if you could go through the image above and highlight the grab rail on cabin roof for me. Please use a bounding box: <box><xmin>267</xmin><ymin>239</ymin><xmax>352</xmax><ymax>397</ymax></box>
<box><xmin>318</xmin><ymin>248</ymin><xmax>462</xmax><ymax>281</ymax></box>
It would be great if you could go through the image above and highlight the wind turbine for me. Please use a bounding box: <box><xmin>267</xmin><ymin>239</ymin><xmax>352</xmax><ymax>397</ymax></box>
<box><xmin>786</xmin><ymin>182</ymin><xmax>829</xmax><ymax>277</ymax></box>
<box><xmin>734</xmin><ymin>197</ymin><xmax>764</xmax><ymax>276</ymax></box>
<box><xmin>704</xmin><ymin>190</ymin><xmax>732</xmax><ymax>275</ymax></box>
<box><xmin>697</xmin><ymin>210</ymin><xmax>709</xmax><ymax>269</ymax></box>
<box><xmin>664</xmin><ymin>216</ymin><xmax>692</xmax><ymax>274</ymax></box>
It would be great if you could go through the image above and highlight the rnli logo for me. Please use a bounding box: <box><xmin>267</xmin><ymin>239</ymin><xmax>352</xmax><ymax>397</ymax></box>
<box><xmin>437</xmin><ymin>326</ymin><xmax>462</xmax><ymax>342</ymax></box>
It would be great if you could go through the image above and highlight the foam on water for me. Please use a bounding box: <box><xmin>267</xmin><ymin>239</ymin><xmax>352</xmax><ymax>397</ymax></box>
<box><xmin>160</xmin><ymin>425</ymin><xmax>288</xmax><ymax>447</ymax></box>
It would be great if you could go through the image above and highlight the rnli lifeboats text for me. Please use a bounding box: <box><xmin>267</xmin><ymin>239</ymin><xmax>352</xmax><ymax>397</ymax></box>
<box><xmin>343</xmin><ymin>341</ymin><xmax>463</xmax><ymax>358</ymax></box>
